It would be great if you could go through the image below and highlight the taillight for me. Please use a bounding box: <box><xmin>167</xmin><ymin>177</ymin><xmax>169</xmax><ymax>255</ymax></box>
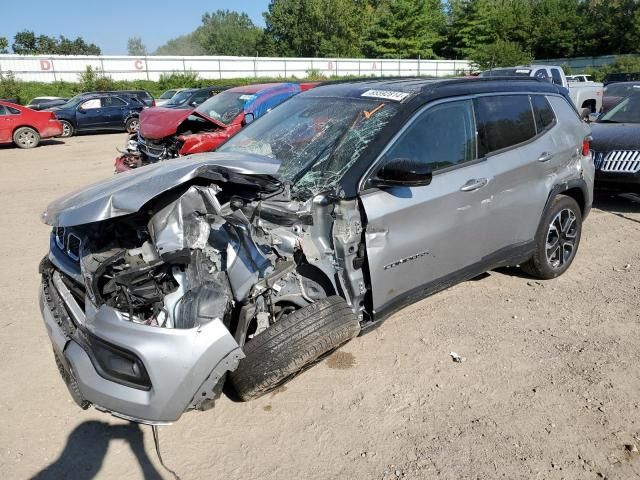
<box><xmin>151</xmin><ymin>99</ymin><xmax>156</xmax><ymax>107</ymax></box>
<box><xmin>582</xmin><ymin>135</ymin><xmax>592</xmax><ymax>156</ymax></box>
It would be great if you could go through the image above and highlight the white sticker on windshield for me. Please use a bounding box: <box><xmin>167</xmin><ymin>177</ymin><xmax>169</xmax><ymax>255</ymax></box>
<box><xmin>239</xmin><ymin>94</ymin><xmax>256</xmax><ymax>101</ymax></box>
<box><xmin>361</xmin><ymin>90</ymin><xmax>409</xmax><ymax>102</ymax></box>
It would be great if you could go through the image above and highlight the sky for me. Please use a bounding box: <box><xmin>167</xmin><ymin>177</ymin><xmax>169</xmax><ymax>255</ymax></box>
<box><xmin>0</xmin><ymin>0</ymin><xmax>271</xmax><ymax>54</ymax></box>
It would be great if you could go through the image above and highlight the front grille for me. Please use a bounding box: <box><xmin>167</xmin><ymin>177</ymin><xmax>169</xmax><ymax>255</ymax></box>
<box><xmin>137</xmin><ymin>135</ymin><xmax>165</xmax><ymax>158</ymax></box>
<box><xmin>53</xmin><ymin>228</ymin><xmax>83</xmax><ymax>263</ymax></box>
<box><xmin>595</xmin><ymin>150</ymin><xmax>640</xmax><ymax>173</ymax></box>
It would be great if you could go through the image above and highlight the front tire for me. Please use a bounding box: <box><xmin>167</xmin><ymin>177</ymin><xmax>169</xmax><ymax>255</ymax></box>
<box><xmin>59</xmin><ymin>120</ymin><xmax>73</xmax><ymax>138</ymax></box>
<box><xmin>229</xmin><ymin>296</ymin><xmax>361</xmax><ymax>401</ymax></box>
<box><xmin>125</xmin><ymin>117</ymin><xmax>140</xmax><ymax>133</ymax></box>
<box><xmin>521</xmin><ymin>195</ymin><xmax>582</xmax><ymax>279</ymax></box>
<box><xmin>13</xmin><ymin>127</ymin><xmax>40</xmax><ymax>148</ymax></box>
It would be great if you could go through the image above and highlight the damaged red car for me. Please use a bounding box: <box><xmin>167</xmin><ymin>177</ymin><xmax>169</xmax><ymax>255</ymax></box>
<box><xmin>115</xmin><ymin>83</ymin><xmax>317</xmax><ymax>172</ymax></box>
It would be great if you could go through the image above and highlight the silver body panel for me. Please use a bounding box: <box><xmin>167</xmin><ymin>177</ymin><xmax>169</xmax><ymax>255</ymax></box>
<box><xmin>42</xmin><ymin>152</ymin><xmax>281</xmax><ymax>227</ymax></box>
<box><xmin>40</xmin><ymin>278</ymin><xmax>243</xmax><ymax>424</ymax></box>
<box><xmin>361</xmin><ymin>93</ymin><xmax>592</xmax><ymax>313</ymax></box>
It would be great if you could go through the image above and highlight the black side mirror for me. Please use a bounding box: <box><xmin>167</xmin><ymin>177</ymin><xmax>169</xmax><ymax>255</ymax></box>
<box><xmin>370</xmin><ymin>158</ymin><xmax>433</xmax><ymax>188</ymax></box>
<box><xmin>243</xmin><ymin>112</ymin><xmax>254</xmax><ymax>126</ymax></box>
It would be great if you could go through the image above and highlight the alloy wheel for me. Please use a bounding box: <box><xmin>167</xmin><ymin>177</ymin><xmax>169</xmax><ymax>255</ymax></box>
<box><xmin>546</xmin><ymin>208</ymin><xmax>578</xmax><ymax>269</ymax></box>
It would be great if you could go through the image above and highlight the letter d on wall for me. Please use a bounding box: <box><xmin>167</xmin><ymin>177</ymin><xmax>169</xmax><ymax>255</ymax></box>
<box><xmin>40</xmin><ymin>60</ymin><xmax>51</xmax><ymax>71</ymax></box>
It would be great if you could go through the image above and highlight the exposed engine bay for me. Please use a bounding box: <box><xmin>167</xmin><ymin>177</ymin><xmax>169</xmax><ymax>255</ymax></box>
<box><xmin>69</xmin><ymin>181</ymin><xmax>365</xmax><ymax>336</ymax></box>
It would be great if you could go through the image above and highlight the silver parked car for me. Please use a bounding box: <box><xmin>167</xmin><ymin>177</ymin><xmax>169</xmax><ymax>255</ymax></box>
<box><xmin>39</xmin><ymin>78</ymin><xmax>594</xmax><ymax>424</ymax></box>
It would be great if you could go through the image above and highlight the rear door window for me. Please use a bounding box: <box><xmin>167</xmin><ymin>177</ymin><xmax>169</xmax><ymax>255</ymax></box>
<box><xmin>0</xmin><ymin>106</ymin><xmax>7</xmax><ymax>115</ymax></box>
<box><xmin>102</xmin><ymin>96</ymin><xmax>126</xmax><ymax>107</ymax></box>
<box><xmin>551</xmin><ymin>68</ymin><xmax>564</xmax><ymax>86</ymax></box>
<box><xmin>384</xmin><ymin>99</ymin><xmax>477</xmax><ymax>172</ymax></box>
<box><xmin>475</xmin><ymin>95</ymin><xmax>537</xmax><ymax>156</ymax></box>
<box><xmin>530</xmin><ymin>95</ymin><xmax>556</xmax><ymax>132</ymax></box>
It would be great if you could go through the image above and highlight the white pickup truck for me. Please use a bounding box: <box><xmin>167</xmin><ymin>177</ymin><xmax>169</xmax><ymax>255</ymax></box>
<box><xmin>480</xmin><ymin>65</ymin><xmax>603</xmax><ymax>118</ymax></box>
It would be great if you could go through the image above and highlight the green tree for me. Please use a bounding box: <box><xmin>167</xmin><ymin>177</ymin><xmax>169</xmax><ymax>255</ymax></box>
<box><xmin>0</xmin><ymin>37</ymin><xmax>8</xmax><ymax>54</ymax></box>
<box><xmin>470</xmin><ymin>39</ymin><xmax>533</xmax><ymax>70</ymax></box>
<box><xmin>12</xmin><ymin>30</ymin><xmax>100</xmax><ymax>55</ymax></box>
<box><xmin>156</xmin><ymin>10</ymin><xmax>263</xmax><ymax>56</ymax></box>
<box><xmin>363</xmin><ymin>0</ymin><xmax>446</xmax><ymax>59</ymax></box>
<box><xmin>195</xmin><ymin>10</ymin><xmax>263</xmax><ymax>56</ymax></box>
<box><xmin>127</xmin><ymin>37</ymin><xmax>148</xmax><ymax>56</ymax></box>
<box><xmin>12</xmin><ymin>31</ymin><xmax>37</xmax><ymax>54</ymax></box>
<box><xmin>263</xmin><ymin>0</ymin><xmax>367</xmax><ymax>57</ymax></box>
<box><xmin>530</xmin><ymin>0</ymin><xmax>581</xmax><ymax>59</ymax></box>
<box><xmin>155</xmin><ymin>34</ymin><xmax>205</xmax><ymax>56</ymax></box>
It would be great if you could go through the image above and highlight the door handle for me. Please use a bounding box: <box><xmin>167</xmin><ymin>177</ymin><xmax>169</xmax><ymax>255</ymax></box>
<box><xmin>538</xmin><ymin>152</ymin><xmax>555</xmax><ymax>162</ymax></box>
<box><xmin>460</xmin><ymin>178</ymin><xmax>488</xmax><ymax>192</ymax></box>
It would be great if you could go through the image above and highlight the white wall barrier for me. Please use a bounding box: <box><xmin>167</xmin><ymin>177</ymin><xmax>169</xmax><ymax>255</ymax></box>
<box><xmin>0</xmin><ymin>55</ymin><xmax>474</xmax><ymax>82</ymax></box>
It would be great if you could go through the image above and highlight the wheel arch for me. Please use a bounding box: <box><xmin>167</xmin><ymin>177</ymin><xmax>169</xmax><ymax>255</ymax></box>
<box><xmin>12</xmin><ymin>124</ymin><xmax>41</xmax><ymax>136</ymax></box>
<box><xmin>545</xmin><ymin>179</ymin><xmax>590</xmax><ymax>217</ymax></box>
<box><xmin>581</xmin><ymin>99</ymin><xmax>596</xmax><ymax>113</ymax></box>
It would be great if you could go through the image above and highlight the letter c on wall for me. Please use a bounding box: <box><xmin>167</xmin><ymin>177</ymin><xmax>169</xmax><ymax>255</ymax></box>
<box><xmin>40</xmin><ymin>60</ymin><xmax>51</xmax><ymax>71</ymax></box>
<box><xmin>134</xmin><ymin>59</ymin><xmax>144</xmax><ymax>70</ymax></box>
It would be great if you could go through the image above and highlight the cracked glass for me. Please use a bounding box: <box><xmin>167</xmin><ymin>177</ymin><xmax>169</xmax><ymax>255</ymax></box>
<box><xmin>217</xmin><ymin>96</ymin><xmax>400</xmax><ymax>199</ymax></box>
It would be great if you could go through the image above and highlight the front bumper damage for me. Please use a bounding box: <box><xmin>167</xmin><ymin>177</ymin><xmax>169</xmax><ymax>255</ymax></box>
<box><xmin>40</xmin><ymin>264</ymin><xmax>243</xmax><ymax>424</ymax></box>
<box><xmin>38</xmin><ymin>152</ymin><xmax>365</xmax><ymax>424</ymax></box>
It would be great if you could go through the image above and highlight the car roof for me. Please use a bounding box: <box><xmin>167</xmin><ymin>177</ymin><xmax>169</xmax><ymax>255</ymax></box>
<box><xmin>300</xmin><ymin>77</ymin><xmax>562</xmax><ymax>102</ymax></box>
<box><xmin>228</xmin><ymin>82</ymin><xmax>291</xmax><ymax>94</ymax></box>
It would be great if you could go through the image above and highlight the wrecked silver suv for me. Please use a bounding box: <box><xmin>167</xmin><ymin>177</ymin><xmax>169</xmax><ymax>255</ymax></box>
<box><xmin>40</xmin><ymin>78</ymin><xmax>594</xmax><ymax>424</ymax></box>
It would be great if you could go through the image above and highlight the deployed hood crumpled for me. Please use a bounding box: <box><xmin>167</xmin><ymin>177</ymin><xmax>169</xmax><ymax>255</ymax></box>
<box><xmin>43</xmin><ymin>152</ymin><xmax>282</xmax><ymax>227</ymax></box>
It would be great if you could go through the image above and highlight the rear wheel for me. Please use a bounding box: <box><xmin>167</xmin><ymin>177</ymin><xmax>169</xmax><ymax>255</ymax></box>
<box><xmin>521</xmin><ymin>195</ymin><xmax>582</xmax><ymax>279</ymax></box>
<box><xmin>13</xmin><ymin>127</ymin><xmax>40</xmax><ymax>148</ymax></box>
<box><xmin>125</xmin><ymin>117</ymin><xmax>140</xmax><ymax>133</ymax></box>
<box><xmin>59</xmin><ymin>120</ymin><xmax>73</xmax><ymax>138</ymax></box>
<box><xmin>229</xmin><ymin>296</ymin><xmax>361</xmax><ymax>401</ymax></box>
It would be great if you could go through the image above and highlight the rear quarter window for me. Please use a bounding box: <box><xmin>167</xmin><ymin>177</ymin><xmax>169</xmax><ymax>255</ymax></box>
<box><xmin>7</xmin><ymin>106</ymin><xmax>21</xmax><ymax>114</ymax></box>
<box><xmin>475</xmin><ymin>95</ymin><xmax>537</xmax><ymax>156</ymax></box>
<box><xmin>531</xmin><ymin>95</ymin><xmax>556</xmax><ymax>132</ymax></box>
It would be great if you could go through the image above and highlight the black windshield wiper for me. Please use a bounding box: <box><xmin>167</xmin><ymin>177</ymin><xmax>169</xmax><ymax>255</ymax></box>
<box><xmin>598</xmin><ymin>119</ymin><xmax>619</xmax><ymax>123</ymax></box>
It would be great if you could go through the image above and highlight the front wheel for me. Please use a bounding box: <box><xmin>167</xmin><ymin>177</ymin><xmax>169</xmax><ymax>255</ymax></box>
<box><xmin>125</xmin><ymin>117</ymin><xmax>139</xmax><ymax>133</ymax></box>
<box><xmin>228</xmin><ymin>296</ymin><xmax>361</xmax><ymax>401</ymax></box>
<box><xmin>521</xmin><ymin>194</ymin><xmax>582</xmax><ymax>279</ymax></box>
<box><xmin>13</xmin><ymin>127</ymin><xmax>40</xmax><ymax>149</ymax></box>
<box><xmin>59</xmin><ymin>120</ymin><xmax>73</xmax><ymax>138</ymax></box>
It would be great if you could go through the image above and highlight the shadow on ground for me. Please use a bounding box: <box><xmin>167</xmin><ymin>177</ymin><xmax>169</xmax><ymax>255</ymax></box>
<box><xmin>31</xmin><ymin>420</ymin><xmax>162</xmax><ymax>480</ymax></box>
<box><xmin>593</xmin><ymin>191</ymin><xmax>640</xmax><ymax>224</ymax></box>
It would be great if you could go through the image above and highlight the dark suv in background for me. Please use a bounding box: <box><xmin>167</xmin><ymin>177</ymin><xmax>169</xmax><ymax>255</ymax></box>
<box><xmin>84</xmin><ymin>90</ymin><xmax>155</xmax><ymax>107</ymax></box>
<box><xmin>50</xmin><ymin>93</ymin><xmax>145</xmax><ymax>137</ymax></box>
<box><xmin>162</xmin><ymin>86</ymin><xmax>228</xmax><ymax>109</ymax></box>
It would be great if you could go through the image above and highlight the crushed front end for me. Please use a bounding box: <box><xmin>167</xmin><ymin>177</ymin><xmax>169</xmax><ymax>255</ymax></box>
<box><xmin>38</xmin><ymin>155</ymin><xmax>364</xmax><ymax>424</ymax></box>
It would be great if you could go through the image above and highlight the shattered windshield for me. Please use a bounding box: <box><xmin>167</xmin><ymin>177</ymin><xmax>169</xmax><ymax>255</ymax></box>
<box><xmin>217</xmin><ymin>96</ymin><xmax>400</xmax><ymax>199</ymax></box>
<box><xmin>196</xmin><ymin>91</ymin><xmax>248</xmax><ymax>124</ymax></box>
<box><xmin>599</xmin><ymin>93</ymin><xmax>640</xmax><ymax>123</ymax></box>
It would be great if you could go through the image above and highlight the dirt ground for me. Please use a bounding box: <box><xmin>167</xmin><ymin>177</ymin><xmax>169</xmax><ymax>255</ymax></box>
<box><xmin>1</xmin><ymin>133</ymin><xmax>639</xmax><ymax>480</ymax></box>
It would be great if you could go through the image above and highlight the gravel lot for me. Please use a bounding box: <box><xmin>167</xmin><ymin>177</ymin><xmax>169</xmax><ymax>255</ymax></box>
<box><xmin>1</xmin><ymin>133</ymin><xmax>639</xmax><ymax>480</ymax></box>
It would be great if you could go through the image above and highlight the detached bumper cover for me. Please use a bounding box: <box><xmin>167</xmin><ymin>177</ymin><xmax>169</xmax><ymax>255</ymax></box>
<box><xmin>39</xmin><ymin>271</ymin><xmax>243</xmax><ymax>424</ymax></box>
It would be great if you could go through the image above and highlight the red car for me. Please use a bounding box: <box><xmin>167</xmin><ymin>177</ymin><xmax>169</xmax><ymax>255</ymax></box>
<box><xmin>115</xmin><ymin>82</ymin><xmax>319</xmax><ymax>172</ymax></box>
<box><xmin>0</xmin><ymin>101</ymin><xmax>63</xmax><ymax>148</ymax></box>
